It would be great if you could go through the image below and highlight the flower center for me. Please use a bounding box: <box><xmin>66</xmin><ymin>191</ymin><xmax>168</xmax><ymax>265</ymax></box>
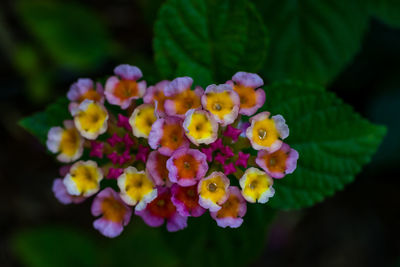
<box><xmin>208</xmin><ymin>182</ymin><xmax>217</xmax><ymax>192</ymax></box>
<box><xmin>157</xmin><ymin>199</ymin><xmax>165</xmax><ymax>207</ymax></box>
<box><xmin>250</xmin><ymin>180</ymin><xmax>258</xmax><ymax>189</ymax></box>
<box><xmin>258</xmin><ymin>128</ymin><xmax>267</xmax><ymax>140</ymax></box>
<box><xmin>184</xmin><ymin>161</ymin><xmax>191</xmax><ymax>169</ymax></box>
<box><xmin>195</xmin><ymin>123</ymin><xmax>203</xmax><ymax>131</ymax></box>
<box><xmin>269</xmin><ymin>157</ymin><xmax>277</xmax><ymax>166</ymax></box>
<box><xmin>213</xmin><ymin>103</ymin><xmax>222</xmax><ymax>111</ymax></box>
<box><xmin>187</xmin><ymin>189</ymin><xmax>195</xmax><ymax>197</ymax></box>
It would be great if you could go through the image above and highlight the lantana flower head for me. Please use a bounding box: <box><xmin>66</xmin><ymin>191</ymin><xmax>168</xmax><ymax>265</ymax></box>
<box><xmin>183</xmin><ymin>109</ymin><xmax>218</xmax><ymax>145</ymax></box>
<box><xmin>63</xmin><ymin>160</ymin><xmax>103</xmax><ymax>197</ymax></box>
<box><xmin>73</xmin><ymin>100</ymin><xmax>108</xmax><ymax>140</ymax></box>
<box><xmin>105</xmin><ymin>64</ymin><xmax>146</xmax><ymax>109</ymax></box>
<box><xmin>210</xmin><ymin>186</ymin><xmax>247</xmax><ymax>228</ymax></box>
<box><xmin>227</xmin><ymin>71</ymin><xmax>266</xmax><ymax>116</ymax></box>
<box><xmin>129</xmin><ymin>103</ymin><xmax>158</xmax><ymax>138</ymax></box>
<box><xmin>91</xmin><ymin>188</ymin><xmax>132</xmax><ymax>238</ymax></box>
<box><xmin>164</xmin><ymin>77</ymin><xmax>203</xmax><ymax>117</ymax></box>
<box><xmin>67</xmin><ymin>78</ymin><xmax>104</xmax><ymax>114</ymax></box>
<box><xmin>44</xmin><ymin>65</ymin><xmax>298</xmax><ymax>236</ymax></box>
<box><xmin>201</xmin><ymin>84</ymin><xmax>240</xmax><ymax>126</ymax></box>
<box><xmin>239</xmin><ymin>167</ymin><xmax>275</xmax><ymax>203</ymax></box>
<box><xmin>47</xmin><ymin>120</ymin><xmax>83</xmax><ymax>162</ymax></box>
<box><xmin>246</xmin><ymin>111</ymin><xmax>289</xmax><ymax>152</ymax></box>
<box><xmin>117</xmin><ymin>166</ymin><xmax>157</xmax><ymax>211</ymax></box>
<box><xmin>256</xmin><ymin>143</ymin><xmax>299</xmax><ymax>179</ymax></box>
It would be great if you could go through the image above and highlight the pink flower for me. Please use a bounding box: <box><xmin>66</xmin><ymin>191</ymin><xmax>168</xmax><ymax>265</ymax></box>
<box><xmin>90</xmin><ymin>141</ymin><xmax>104</xmax><ymax>158</ymax></box>
<box><xmin>135</xmin><ymin>187</ymin><xmax>188</xmax><ymax>232</ymax></box>
<box><xmin>136</xmin><ymin>144</ymin><xmax>150</xmax><ymax>163</ymax></box>
<box><xmin>107</xmin><ymin>133</ymin><xmax>123</xmax><ymax>147</ymax></box>
<box><xmin>171</xmin><ymin>184</ymin><xmax>206</xmax><ymax>217</ymax></box>
<box><xmin>91</xmin><ymin>188</ymin><xmax>132</xmax><ymax>238</ymax></box>
<box><xmin>105</xmin><ymin>64</ymin><xmax>146</xmax><ymax>109</ymax></box>
<box><xmin>214</xmin><ymin>153</ymin><xmax>227</xmax><ymax>165</ymax></box>
<box><xmin>223</xmin><ymin>125</ymin><xmax>242</xmax><ymax>142</ymax></box>
<box><xmin>146</xmin><ymin>151</ymin><xmax>171</xmax><ymax>186</ymax></box>
<box><xmin>52</xmin><ymin>178</ymin><xmax>85</xmax><ymax>205</ymax></box>
<box><xmin>143</xmin><ymin>80</ymin><xmax>170</xmax><ymax>116</ymax></box>
<box><xmin>163</xmin><ymin>77</ymin><xmax>203</xmax><ymax>118</ymax></box>
<box><xmin>122</xmin><ymin>133</ymin><xmax>135</xmax><ymax>147</ymax></box>
<box><xmin>107</xmin><ymin>168</ymin><xmax>124</xmax><ymax>179</ymax></box>
<box><xmin>223</xmin><ymin>163</ymin><xmax>236</xmax><ymax>175</ymax></box>
<box><xmin>221</xmin><ymin>146</ymin><xmax>234</xmax><ymax>158</ymax></box>
<box><xmin>67</xmin><ymin>78</ymin><xmax>104</xmax><ymax>114</ymax></box>
<box><xmin>236</xmin><ymin>152</ymin><xmax>250</xmax><ymax>168</ymax></box>
<box><xmin>210</xmin><ymin>138</ymin><xmax>224</xmax><ymax>151</ymax></box>
<box><xmin>210</xmin><ymin>186</ymin><xmax>247</xmax><ymax>228</ymax></box>
<box><xmin>200</xmin><ymin>147</ymin><xmax>214</xmax><ymax>162</ymax></box>
<box><xmin>227</xmin><ymin>72</ymin><xmax>266</xmax><ymax>116</ymax></box>
<box><xmin>255</xmin><ymin>143</ymin><xmax>299</xmax><ymax>179</ymax></box>
<box><xmin>166</xmin><ymin>148</ymin><xmax>208</xmax><ymax>187</ymax></box>
<box><xmin>148</xmin><ymin>116</ymin><xmax>189</xmax><ymax>156</ymax></box>
<box><xmin>117</xmin><ymin>114</ymin><xmax>132</xmax><ymax>131</ymax></box>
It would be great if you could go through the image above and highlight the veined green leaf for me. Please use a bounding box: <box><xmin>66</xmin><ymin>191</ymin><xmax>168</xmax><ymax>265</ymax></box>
<box><xmin>255</xmin><ymin>0</ymin><xmax>369</xmax><ymax>85</ymax></box>
<box><xmin>264</xmin><ymin>81</ymin><xmax>386</xmax><ymax>209</ymax></box>
<box><xmin>154</xmin><ymin>0</ymin><xmax>268</xmax><ymax>87</ymax></box>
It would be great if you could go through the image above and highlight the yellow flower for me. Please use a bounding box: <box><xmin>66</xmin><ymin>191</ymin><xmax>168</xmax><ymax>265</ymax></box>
<box><xmin>239</xmin><ymin>167</ymin><xmax>274</xmax><ymax>203</ymax></box>
<box><xmin>198</xmin><ymin>171</ymin><xmax>230</xmax><ymax>212</ymax></box>
<box><xmin>117</xmin><ymin>167</ymin><xmax>157</xmax><ymax>210</ymax></box>
<box><xmin>74</xmin><ymin>100</ymin><xmax>108</xmax><ymax>140</ymax></box>
<box><xmin>183</xmin><ymin>109</ymin><xmax>218</xmax><ymax>146</ymax></box>
<box><xmin>63</xmin><ymin>160</ymin><xmax>103</xmax><ymax>197</ymax></box>
<box><xmin>129</xmin><ymin>103</ymin><xmax>158</xmax><ymax>138</ymax></box>
<box><xmin>246</xmin><ymin>111</ymin><xmax>289</xmax><ymax>152</ymax></box>
<box><xmin>47</xmin><ymin>120</ymin><xmax>83</xmax><ymax>162</ymax></box>
<box><xmin>201</xmin><ymin>84</ymin><xmax>240</xmax><ymax>126</ymax></box>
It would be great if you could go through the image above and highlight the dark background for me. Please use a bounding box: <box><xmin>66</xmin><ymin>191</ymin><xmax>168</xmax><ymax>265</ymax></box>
<box><xmin>1</xmin><ymin>0</ymin><xmax>399</xmax><ymax>266</ymax></box>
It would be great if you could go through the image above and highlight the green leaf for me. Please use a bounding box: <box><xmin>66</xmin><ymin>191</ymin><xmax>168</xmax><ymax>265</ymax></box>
<box><xmin>163</xmin><ymin>206</ymin><xmax>276</xmax><ymax>267</ymax></box>
<box><xmin>264</xmin><ymin>81</ymin><xmax>386</xmax><ymax>209</ymax></box>
<box><xmin>12</xmin><ymin>226</ymin><xmax>100</xmax><ymax>267</ymax></box>
<box><xmin>154</xmin><ymin>0</ymin><xmax>268</xmax><ymax>87</ymax></box>
<box><xmin>368</xmin><ymin>0</ymin><xmax>400</xmax><ymax>28</ymax></box>
<box><xmin>254</xmin><ymin>0</ymin><xmax>369</xmax><ymax>85</ymax></box>
<box><xmin>19</xmin><ymin>97</ymin><xmax>70</xmax><ymax>144</ymax></box>
<box><xmin>16</xmin><ymin>0</ymin><xmax>112</xmax><ymax>70</ymax></box>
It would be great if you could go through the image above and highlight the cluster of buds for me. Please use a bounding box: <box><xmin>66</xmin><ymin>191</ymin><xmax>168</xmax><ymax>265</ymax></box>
<box><xmin>47</xmin><ymin>64</ymin><xmax>299</xmax><ymax>237</ymax></box>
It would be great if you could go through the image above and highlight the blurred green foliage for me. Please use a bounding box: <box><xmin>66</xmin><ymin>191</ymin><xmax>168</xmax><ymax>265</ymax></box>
<box><xmin>12</xmin><ymin>206</ymin><xmax>275</xmax><ymax>267</ymax></box>
<box><xmin>12</xmin><ymin>226</ymin><xmax>101</xmax><ymax>267</ymax></box>
<box><xmin>368</xmin><ymin>0</ymin><xmax>400</xmax><ymax>28</ymax></box>
<box><xmin>3</xmin><ymin>0</ymin><xmax>114</xmax><ymax>103</ymax></box>
<box><xmin>16</xmin><ymin>0</ymin><xmax>113</xmax><ymax>70</ymax></box>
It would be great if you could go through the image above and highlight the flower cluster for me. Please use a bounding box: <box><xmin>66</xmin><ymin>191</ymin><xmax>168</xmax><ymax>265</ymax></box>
<box><xmin>47</xmin><ymin>65</ymin><xmax>299</xmax><ymax>237</ymax></box>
